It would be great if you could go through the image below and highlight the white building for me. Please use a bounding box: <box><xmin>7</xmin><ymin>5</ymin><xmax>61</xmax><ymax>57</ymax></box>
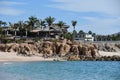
<box><xmin>74</xmin><ymin>33</ymin><xmax>94</xmax><ymax>41</ymax></box>
<box><xmin>84</xmin><ymin>34</ymin><xmax>94</xmax><ymax>41</ymax></box>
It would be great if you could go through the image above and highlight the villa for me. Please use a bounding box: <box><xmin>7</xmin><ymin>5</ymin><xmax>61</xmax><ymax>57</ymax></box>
<box><xmin>84</xmin><ymin>34</ymin><xmax>94</xmax><ymax>41</ymax></box>
<box><xmin>1</xmin><ymin>24</ymin><xmax>69</xmax><ymax>40</ymax></box>
<box><xmin>31</xmin><ymin>24</ymin><xmax>69</xmax><ymax>39</ymax></box>
<box><xmin>74</xmin><ymin>33</ymin><xmax>94</xmax><ymax>41</ymax></box>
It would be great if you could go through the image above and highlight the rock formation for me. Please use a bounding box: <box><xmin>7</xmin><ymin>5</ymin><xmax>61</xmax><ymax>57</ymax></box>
<box><xmin>0</xmin><ymin>39</ymin><xmax>120</xmax><ymax>61</ymax></box>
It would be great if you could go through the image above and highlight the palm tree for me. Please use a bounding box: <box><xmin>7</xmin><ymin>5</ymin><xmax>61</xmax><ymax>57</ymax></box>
<box><xmin>13</xmin><ymin>23</ymin><xmax>19</xmax><ymax>36</ymax></box>
<box><xmin>71</xmin><ymin>20</ymin><xmax>77</xmax><ymax>30</ymax></box>
<box><xmin>79</xmin><ymin>30</ymin><xmax>85</xmax><ymax>34</ymax></box>
<box><xmin>23</xmin><ymin>21</ymin><xmax>29</xmax><ymax>37</ymax></box>
<box><xmin>45</xmin><ymin>16</ymin><xmax>55</xmax><ymax>26</ymax></box>
<box><xmin>17</xmin><ymin>21</ymin><xmax>25</xmax><ymax>37</ymax></box>
<box><xmin>57</xmin><ymin>21</ymin><xmax>66</xmax><ymax>38</ymax></box>
<box><xmin>0</xmin><ymin>21</ymin><xmax>4</xmax><ymax>36</ymax></box>
<box><xmin>0</xmin><ymin>20</ymin><xmax>2</xmax><ymax>27</ymax></box>
<box><xmin>35</xmin><ymin>19</ymin><xmax>46</xmax><ymax>29</ymax></box>
<box><xmin>27</xmin><ymin>16</ymin><xmax>38</xmax><ymax>30</ymax></box>
<box><xmin>0</xmin><ymin>21</ymin><xmax>3</xmax><ymax>38</ymax></box>
<box><xmin>88</xmin><ymin>30</ymin><xmax>92</xmax><ymax>34</ymax></box>
<box><xmin>79</xmin><ymin>30</ymin><xmax>85</xmax><ymax>38</ymax></box>
<box><xmin>40</xmin><ymin>20</ymin><xmax>46</xmax><ymax>28</ymax></box>
<box><xmin>2</xmin><ymin>22</ymin><xmax>7</xmax><ymax>27</ymax></box>
<box><xmin>71</xmin><ymin>20</ymin><xmax>77</xmax><ymax>39</ymax></box>
<box><xmin>45</xmin><ymin>16</ymin><xmax>55</xmax><ymax>37</ymax></box>
<box><xmin>57</xmin><ymin>21</ymin><xmax>66</xmax><ymax>28</ymax></box>
<box><xmin>0</xmin><ymin>21</ymin><xmax>7</xmax><ymax>27</ymax></box>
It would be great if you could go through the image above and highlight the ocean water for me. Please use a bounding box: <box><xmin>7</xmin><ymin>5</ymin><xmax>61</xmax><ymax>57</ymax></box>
<box><xmin>0</xmin><ymin>61</ymin><xmax>120</xmax><ymax>80</ymax></box>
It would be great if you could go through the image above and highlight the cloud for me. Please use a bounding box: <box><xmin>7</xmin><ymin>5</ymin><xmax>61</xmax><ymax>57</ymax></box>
<box><xmin>49</xmin><ymin>0</ymin><xmax>120</xmax><ymax>34</ymax></box>
<box><xmin>0</xmin><ymin>1</ymin><xmax>25</xmax><ymax>6</ymax></box>
<box><xmin>0</xmin><ymin>1</ymin><xmax>26</xmax><ymax>16</ymax></box>
<box><xmin>82</xmin><ymin>17</ymin><xmax>120</xmax><ymax>26</ymax></box>
<box><xmin>49</xmin><ymin>0</ymin><xmax>120</xmax><ymax>16</ymax></box>
<box><xmin>76</xmin><ymin>17</ymin><xmax>120</xmax><ymax>34</ymax></box>
<box><xmin>0</xmin><ymin>7</ymin><xmax>25</xmax><ymax>16</ymax></box>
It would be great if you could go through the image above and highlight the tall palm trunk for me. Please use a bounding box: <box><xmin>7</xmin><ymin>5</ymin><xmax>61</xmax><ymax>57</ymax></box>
<box><xmin>26</xmin><ymin>29</ymin><xmax>27</xmax><ymax>37</ymax></box>
<box><xmin>49</xmin><ymin>25</ymin><xmax>51</xmax><ymax>38</ymax></box>
<box><xmin>15</xmin><ymin>29</ymin><xmax>17</xmax><ymax>36</ymax></box>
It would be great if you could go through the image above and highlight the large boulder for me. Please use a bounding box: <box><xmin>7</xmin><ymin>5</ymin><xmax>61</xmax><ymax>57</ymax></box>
<box><xmin>70</xmin><ymin>45</ymin><xmax>79</xmax><ymax>55</ymax></box>
<box><xmin>78</xmin><ymin>44</ymin><xmax>83</xmax><ymax>55</ymax></box>
<box><xmin>5</xmin><ymin>43</ymin><xmax>19</xmax><ymax>52</ymax></box>
<box><xmin>56</xmin><ymin>42</ymin><xmax>71</xmax><ymax>56</ymax></box>
<box><xmin>81</xmin><ymin>45</ymin><xmax>89</xmax><ymax>56</ymax></box>
<box><xmin>0</xmin><ymin>44</ymin><xmax>6</xmax><ymax>52</ymax></box>
<box><xmin>11</xmin><ymin>44</ymin><xmax>19</xmax><ymax>52</ymax></box>
<box><xmin>64</xmin><ymin>44</ymin><xmax>71</xmax><ymax>54</ymax></box>
<box><xmin>59</xmin><ymin>44</ymin><xmax>66</xmax><ymax>56</ymax></box>
<box><xmin>88</xmin><ymin>45</ymin><xmax>95</xmax><ymax>57</ymax></box>
<box><xmin>42</xmin><ymin>47</ymin><xmax>53</xmax><ymax>57</ymax></box>
<box><xmin>41</xmin><ymin>41</ymin><xmax>54</xmax><ymax>57</ymax></box>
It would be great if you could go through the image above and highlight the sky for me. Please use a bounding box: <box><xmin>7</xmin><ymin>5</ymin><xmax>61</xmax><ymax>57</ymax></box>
<box><xmin>0</xmin><ymin>0</ymin><xmax>120</xmax><ymax>35</ymax></box>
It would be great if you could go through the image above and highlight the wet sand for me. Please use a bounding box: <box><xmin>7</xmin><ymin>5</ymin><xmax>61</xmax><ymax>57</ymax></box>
<box><xmin>0</xmin><ymin>52</ymin><xmax>61</xmax><ymax>62</ymax></box>
<box><xmin>0</xmin><ymin>51</ymin><xmax>120</xmax><ymax>62</ymax></box>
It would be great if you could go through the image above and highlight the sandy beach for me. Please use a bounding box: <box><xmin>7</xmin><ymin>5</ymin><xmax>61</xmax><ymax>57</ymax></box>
<box><xmin>0</xmin><ymin>52</ymin><xmax>62</xmax><ymax>62</ymax></box>
<box><xmin>99</xmin><ymin>51</ymin><xmax>120</xmax><ymax>57</ymax></box>
<box><xmin>0</xmin><ymin>51</ymin><xmax>120</xmax><ymax>62</ymax></box>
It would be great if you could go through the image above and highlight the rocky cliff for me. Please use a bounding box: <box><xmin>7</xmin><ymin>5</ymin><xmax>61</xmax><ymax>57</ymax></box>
<box><xmin>0</xmin><ymin>39</ymin><xmax>99</xmax><ymax>57</ymax></box>
<box><xmin>0</xmin><ymin>40</ymin><xmax>120</xmax><ymax>61</ymax></box>
<box><xmin>94</xmin><ymin>42</ymin><xmax>120</xmax><ymax>52</ymax></box>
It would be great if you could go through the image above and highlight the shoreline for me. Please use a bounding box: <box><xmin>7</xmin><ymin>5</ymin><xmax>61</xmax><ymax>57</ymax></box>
<box><xmin>98</xmin><ymin>51</ymin><xmax>120</xmax><ymax>57</ymax></box>
<box><xmin>0</xmin><ymin>51</ymin><xmax>120</xmax><ymax>62</ymax></box>
<box><xmin>0</xmin><ymin>52</ymin><xmax>63</xmax><ymax>62</ymax></box>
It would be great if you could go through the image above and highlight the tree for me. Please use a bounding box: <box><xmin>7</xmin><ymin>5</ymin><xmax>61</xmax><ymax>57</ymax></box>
<box><xmin>71</xmin><ymin>20</ymin><xmax>77</xmax><ymax>39</ymax></box>
<box><xmin>64</xmin><ymin>32</ymin><xmax>73</xmax><ymax>40</ymax></box>
<box><xmin>73</xmin><ymin>30</ymin><xmax>77</xmax><ymax>37</ymax></box>
<box><xmin>92</xmin><ymin>33</ymin><xmax>96</xmax><ymax>41</ymax></box>
<box><xmin>35</xmin><ymin>19</ymin><xmax>46</xmax><ymax>29</ymax></box>
<box><xmin>0</xmin><ymin>21</ymin><xmax>3</xmax><ymax>37</ymax></box>
<box><xmin>2</xmin><ymin>22</ymin><xmax>7</xmax><ymax>27</ymax></box>
<box><xmin>27</xmin><ymin>16</ymin><xmax>38</xmax><ymax>30</ymax></box>
<box><xmin>78</xmin><ymin>30</ymin><xmax>85</xmax><ymax>38</ymax></box>
<box><xmin>13</xmin><ymin>23</ymin><xmax>19</xmax><ymax>36</ymax></box>
<box><xmin>45</xmin><ymin>16</ymin><xmax>55</xmax><ymax>27</ymax></box>
<box><xmin>45</xmin><ymin>16</ymin><xmax>55</xmax><ymax>37</ymax></box>
<box><xmin>23</xmin><ymin>21</ymin><xmax>29</xmax><ymax>37</ymax></box>
<box><xmin>17</xmin><ymin>21</ymin><xmax>26</xmax><ymax>37</ymax></box>
<box><xmin>0</xmin><ymin>21</ymin><xmax>6</xmax><ymax>38</ymax></box>
<box><xmin>71</xmin><ymin>20</ymin><xmax>77</xmax><ymax>30</ymax></box>
<box><xmin>57</xmin><ymin>21</ymin><xmax>66</xmax><ymax>28</ymax></box>
<box><xmin>92</xmin><ymin>33</ymin><xmax>96</xmax><ymax>37</ymax></box>
<box><xmin>57</xmin><ymin>21</ymin><xmax>66</xmax><ymax>38</ymax></box>
<box><xmin>0</xmin><ymin>20</ymin><xmax>7</xmax><ymax>27</ymax></box>
<box><xmin>107</xmin><ymin>35</ymin><xmax>111</xmax><ymax>41</ymax></box>
<box><xmin>0</xmin><ymin>20</ymin><xmax>2</xmax><ymax>27</ymax></box>
<box><xmin>88</xmin><ymin>30</ymin><xmax>92</xmax><ymax>34</ymax></box>
<box><xmin>79</xmin><ymin>30</ymin><xmax>85</xmax><ymax>34</ymax></box>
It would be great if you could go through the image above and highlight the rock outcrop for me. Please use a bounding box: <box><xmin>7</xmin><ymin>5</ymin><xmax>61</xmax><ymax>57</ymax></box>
<box><xmin>94</xmin><ymin>42</ymin><xmax>120</xmax><ymax>52</ymax></box>
<box><xmin>0</xmin><ymin>40</ymin><xmax>120</xmax><ymax>61</ymax></box>
<box><xmin>0</xmin><ymin>39</ymin><xmax>100</xmax><ymax>58</ymax></box>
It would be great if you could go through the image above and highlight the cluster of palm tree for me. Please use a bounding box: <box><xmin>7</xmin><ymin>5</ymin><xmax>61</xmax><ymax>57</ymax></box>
<box><xmin>0</xmin><ymin>16</ymin><xmax>70</xmax><ymax>38</ymax></box>
<box><xmin>0</xmin><ymin>20</ymin><xmax>7</xmax><ymax>27</ymax></box>
<box><xmin>1</xmin><ymin>17</ymin><xmax>79</xmax><ymax>41</ymax></box>
<box><xmin>1</xmin><ymin>16</ymin><xmax>119</xmax><ymax>42</ymax></box>
<box><xmin>95</xmin><ymin>34</ymin><xmax>120</xmax><ymax>41</ymax></box>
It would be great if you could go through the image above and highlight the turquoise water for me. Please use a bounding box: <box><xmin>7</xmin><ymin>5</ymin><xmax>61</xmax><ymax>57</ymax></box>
<box><xmin>0</xmin><ymin>61</ymin><xmax>120</xmax><ymax>80</ymax></box>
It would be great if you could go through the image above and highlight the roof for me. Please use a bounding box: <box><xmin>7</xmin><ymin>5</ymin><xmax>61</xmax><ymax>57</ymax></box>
<box><xmin>31</xmin><ymin>29</ymin><xmax>41</xmax><ymax>32</ymax></box>
<box><xmin>30</xmin><ymin>24</ymin><xmax>69</xmax><ymax>33</ymax></box>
